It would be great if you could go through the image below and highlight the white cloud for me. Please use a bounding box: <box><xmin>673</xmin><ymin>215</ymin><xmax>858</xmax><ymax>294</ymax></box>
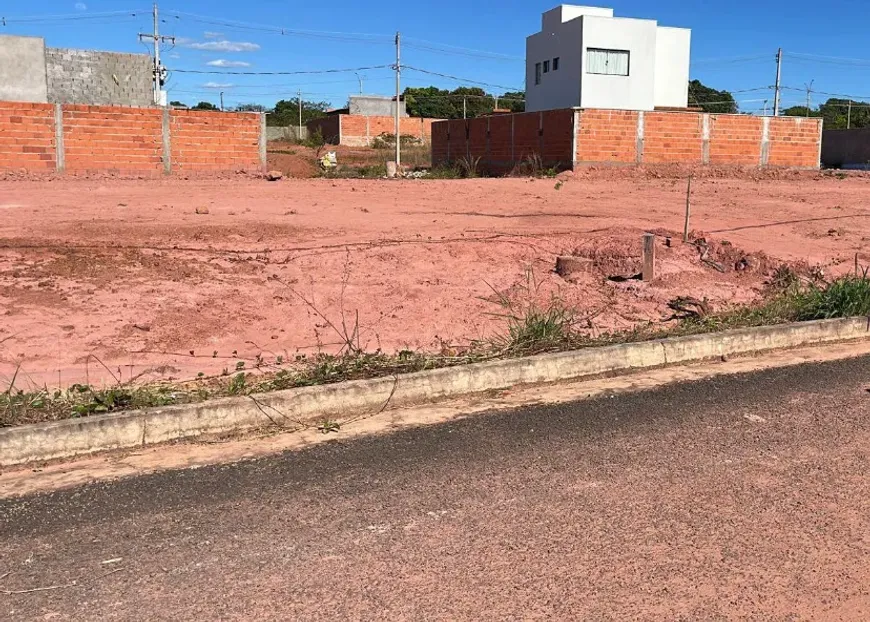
<box><xmin>207</xmin><ymin>59</ymin><xmax>252</xmax><ymax>68</ymax></box>
<box><xmin>74</xmin><ymin>2</ymin><xmax>87</xmax><ymax>10</ymax></box>
<box><xmin>202</xmin><ymin>82</ymin><xmax>234</xmax><ymax>89</ymax></box>
<box><xmin>168</xmin><ymin>52</ymin><xmax>181</xmax><ymax>59</ymax></box>
<box><xmin>204</xmin><ymin>31</ymin><xmax>224</xmax><ymax>39</ymax></box>
<box><xmin>186</xmin><ymin>40</ymin><xmax>260</xmax><ymax>52</ymax></box>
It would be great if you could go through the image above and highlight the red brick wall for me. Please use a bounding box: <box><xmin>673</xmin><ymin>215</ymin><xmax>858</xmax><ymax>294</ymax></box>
<box><xmin>307</xmin><ymin>115</ymin><xmax>342</xmax><ymax>144</ymax></box>
<box><xmin>643</xmin><ymin>112</ymin><xmax>704</xmax><ymax>163</ymax></box>
<box><xmin>576</xmin><ymin>109</ymin><xmax>637</xmax><ymax>163</ymax></box>
<box><xmin>169</xmin><ymin>109</ymin><xmax>260</xmax><ymax>172</ymax></box>
<box><xmin>63</xmin><ymin>105</ymin><xmax>163</xmax><ymax>172</ymax></box>
<box><xmin>431</xmin><ymin>111</ymin><xmax>575</xmax><ymax>172</ymax></box>
<box><xmin>708</xmin><ymin>114</ymin><xmax>762</xmax><ymax>165</ymax></box>
<box><xmin>0</xmin><ymin>102</ymin><xmax>56</xmax><ymax>171</ymax></box>
<box><xmin>432</xmin><ymin>108</ymin><xmax>822</xmax><ymax>172</ymax></box>
<box><xmin>309</xmin><ymin>114</ymin><xmax>440</xmax><ymax>147</ymax></box>
<box><xmin>768</xmin><ymin>116</ymin><xmax>821</xmax><ymax>168</ymax></box>
<box><xmin>0</xmin><ymin>102</ymin><xmax>263</xmax><ymax>174</ymax></box>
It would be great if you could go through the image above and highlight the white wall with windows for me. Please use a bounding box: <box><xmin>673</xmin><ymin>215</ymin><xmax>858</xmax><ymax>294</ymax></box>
<box><xmin>525</xmin><ymin>5</ymin><xmax>691</xmax><ymax>113</ymax></box>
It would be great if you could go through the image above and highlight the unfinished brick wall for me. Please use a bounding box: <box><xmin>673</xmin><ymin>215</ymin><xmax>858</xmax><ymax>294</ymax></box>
<box><xmin>308</xmin><ymin>114</ymin><xmax>439</xmax><ymax>147</ymax></box>
<box><xmin>432</xmin><ymin>109</ymin><xmax>822</xmax><ymax>172</ymax></box>
<box><xmin>169</xmin><ymin>109</ymin><xmax>261</xmax><ymax>172</ymax></box>
<box><xmin>63</xmin><ymin>105</ymin><xmax>162</xmax><ymax>172</ymax></box>
<box><xmin>0</xmin><ymin>101</ymin><xmax>264</xmax><ymax>174</ymax></box>
<box><xmin>0</xmin><ymin>102</ymin><xmax>56</xmax><ymax>171</ymax></box>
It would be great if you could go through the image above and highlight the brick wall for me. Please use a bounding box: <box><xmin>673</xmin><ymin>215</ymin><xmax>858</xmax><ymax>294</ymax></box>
<box><xmin>63</xmin><ymin>105</ymin><xmax>162</xmax><ymax>172</ymax></box>
<box><xmin>307</xmin><ymin>115</ymin><xmax>341</xmax><ymax>144</ymax></box>
<box><xmin>308</xmin><ymin>114</ymin><xmax>439</xmax><ymax>147</ymax></box>
<box><xmin>432</xmin><ymin>109</ymin><xmax>822</xmax><ymax>172</ymax></box>
<box><xmin>0</xmin><ymin>102</ymin><xmax>56</xmax><ymax>170</ymax></box>
<box><xmin>576</xmin><ymin>109</ymin><xmax>638</xmax><ymax>163</ymax></box>
<box><xmin>170</xmin><ymin>109</ymin><xmax>261</xmax><ymax>172</ymax></box>
<box><xmin>0</xmin><ymin>101</ymin><xmax>264</xmax><ymax>174</ymax></box>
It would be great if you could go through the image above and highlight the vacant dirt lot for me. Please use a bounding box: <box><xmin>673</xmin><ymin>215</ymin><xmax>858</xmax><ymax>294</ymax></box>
<box><xmin>1</xmin><ymin>170</ymin><xmax>869</xmax><ymax>387</ymax></box>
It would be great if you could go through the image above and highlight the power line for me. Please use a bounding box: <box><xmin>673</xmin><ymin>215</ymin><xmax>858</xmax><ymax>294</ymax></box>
<box><xmin>403</xmin><ymin>39</ymin><xmax>523</xmax><ymax>62</ymax></box>
<box><xmin>690</xmin><ymin>54</ymin><xmax>770</xmax><ymax>66</ymax></box>
<box><xmin>0</xmin><ymin>9</ymin><xmax>147</xmax><ymax>24</ymax></box>
<box><xmin>169</xmin><ymin>64</ymin><xmax>393</xmax><ymax>76</ymax></box>
<box><xmin>403</xmin><ymin>66</ymin><xmax>521</xmax><ymax>91</ymax></box>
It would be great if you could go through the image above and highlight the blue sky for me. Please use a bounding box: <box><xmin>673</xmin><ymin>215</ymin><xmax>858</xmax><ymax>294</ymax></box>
<box><xmin>4</xmin><ymin>0</ymin><xmax>870</xmax><ymax>112</ymax></box>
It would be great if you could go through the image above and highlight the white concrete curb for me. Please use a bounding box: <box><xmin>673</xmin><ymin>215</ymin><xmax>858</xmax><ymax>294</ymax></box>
<box><xmin>2</xmin><ymin>317</ymin><xmax>869</xmax><ymax>466</ymax></box>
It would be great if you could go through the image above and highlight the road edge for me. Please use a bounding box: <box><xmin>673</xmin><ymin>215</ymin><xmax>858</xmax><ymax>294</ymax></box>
<box><xmin>2</xmin><ymin>317</ymin><xmax>869</xmax><ymax>466</ymax></box>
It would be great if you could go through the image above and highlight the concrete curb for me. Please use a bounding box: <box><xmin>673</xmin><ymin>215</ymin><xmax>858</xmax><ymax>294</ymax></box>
<box><xmin>2</xmin><ymin>318</ymin><xmax>869</xmax><ymax>466</ymax></box>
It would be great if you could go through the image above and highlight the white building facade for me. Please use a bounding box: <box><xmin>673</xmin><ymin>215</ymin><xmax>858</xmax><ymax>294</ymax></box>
<box><xmin>525</xmin><ymin>5</ymin><xmax>691</xmax><ymax>113</ymax></box>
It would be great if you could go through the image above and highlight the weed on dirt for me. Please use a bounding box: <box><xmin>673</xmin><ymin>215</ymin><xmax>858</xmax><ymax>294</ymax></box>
<box><xmin>4</xmin><ymin>272</ymin><xmax>868</xmax><ymax>429</ymax></box>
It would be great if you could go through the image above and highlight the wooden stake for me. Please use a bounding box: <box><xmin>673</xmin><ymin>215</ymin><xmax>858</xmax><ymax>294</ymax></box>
<box><xmin>683</xmin><ymin>176</ymin><xmax>692</xmax><ymax>243</ymax></box>
<box><xmin>642</xmin><ymin>233</ymin><xmax>656</xmax><ymax>282</ymax></box>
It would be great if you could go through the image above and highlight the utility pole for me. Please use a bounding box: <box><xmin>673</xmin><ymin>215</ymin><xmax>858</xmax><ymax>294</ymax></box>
<box><xmin>138</xmin><ymin>2</ymin><xmax>175</xmax><ymax>106</ymax></box>
<box><xmin>773</xmin><ymin>48</ymin><xmax>782</xmax><ymax>117</ymax></box>
<box><xmin>394</xmin><ymin>31</ymin><xmax>401</xmax><ymax>169</ymax></box>
<box><xmin>804</xmin><ymin>80</ymin><xmax>814</xmax><ymax>117</ymax></box>
<box><xmin>463</xmin><ymin>96</ymin><xmax>467</xmax><ymax>120</ymax></box>
<box><xmin>355</xmin><ymin>72</ymin><xmax>363</xmax><ymax>94</ymax></box>
<box><xmin>297</xmin><ymin>89</ymin><xmax>302</xmax><ymax>137</ymax></box>
<box><xmin>848</xmin><ymin>100</ymin><xmax>852</xmax><ymax>129</ymax></box>
<box><xmin>220</xmin><ymin>91</ymin><xmax>224</xmax><ymax>112</ymax></box>
<box><xmin>494</xmin><ymin>95</ymin><xmax>499</xmax><ymax>110</ymax></box>
<box><xmin>762</xmin><ymin>100</ymin><xmax>769</xmax><ymax>116</ymax></box>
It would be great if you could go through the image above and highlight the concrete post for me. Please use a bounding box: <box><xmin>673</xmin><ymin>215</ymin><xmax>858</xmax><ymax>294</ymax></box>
<box><xmin>258</xmin><ymin>112</ymin><xmax>267</xmax><ymax>172</ymax></box>
<box><xmin>53</xmin><ymin>104</ymin><xmax>65</xmax><ymax>173</ymax></box>
<box><xmin>760</xmin><ymin>117</ymin><xmax>771</xmax><ymax>168</ymax></box>
<box><xmin>162</xmin><ymin>107</ymin><xmax>172</xmax><ymax>174</ymax></box>
<box><xmin>635</xmin><ymin>111</ymin><xmax>645</xmax><ymax>164</ymax></box>
<box><xmin>701</xmin><ymin>114</ymin><xmax>711</xmax><ymax>165</ymax></box>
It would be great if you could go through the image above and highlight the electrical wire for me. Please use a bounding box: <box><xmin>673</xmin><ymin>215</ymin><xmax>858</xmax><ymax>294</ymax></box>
<box><xmin>0</xmin><ymin>9</ymin><xmax>146</xmax><ymax>24</ymax></box>
<box><xmin>169</xmin><ymin>64</ymin><xmax>393</xmax><ymax>76</ymax></box>
<box><xmin>403</xmin><ymin>66</ymin><xmax>521</xmax><ymax>91</ymax></box>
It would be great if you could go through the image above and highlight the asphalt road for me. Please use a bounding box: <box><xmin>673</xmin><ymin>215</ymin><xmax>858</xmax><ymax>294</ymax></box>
<box><xmin>2</xmin><ymin>356</ymin><xmax>870</xmax><ymax>620</ymax></box>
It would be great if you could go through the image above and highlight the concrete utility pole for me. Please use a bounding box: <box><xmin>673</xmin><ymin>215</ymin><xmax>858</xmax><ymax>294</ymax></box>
<box><xmin>138</xmin><ymin>2</ymin><xmax>175</xmax><ymax>106</ymax></box>
<box><xmin>220</xmin><ymin>91</ymin><xmax>224</xmax><ymax>111</ymax></box>
<box><xmin>848</xmin><ymin>100</ymin><xmax>852</xmax><ymax>129</ymax></box>
<box><xmin>773</xmin><ymin>48</ymin><xmax>782</xmax><ymax>117</ymax></box>
<box><xmin>394</xmin><ymin>31</ymin><xmax>401</xmax><ymax>169</ymax></box>
<box><xmin>463</xmin><ymin>96</ymin><xmax>467</xmax><ymax>120</ymax></box>
<box><xmin>355</xmin><ymin>72</ymin><xmax>364</xmax><ymax>94</ymax></box>
<box><xmin>297</xmin><ymin>89</ymin><xmax>303</xmax><ymax>137</ymax></box>
<box><xmin>804</xmin><ymin>80</ymin><xmax>814</xmax><ymax>117</ymax></box>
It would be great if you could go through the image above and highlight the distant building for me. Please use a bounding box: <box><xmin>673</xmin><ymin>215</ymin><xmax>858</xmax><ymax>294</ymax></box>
<box><xmin>348</xmin><ymin>95</ymin><xmax>407</xmax><ymax>118</ymax></box>
<box><xmin>526</xmin><ymin>5</ymin><xmax>691</xmax><ymax>112</ymax></box>
<box><xmin>0</xmin><ymin>34</ymin><xmax>153</xmax><ymax>106</ymax></box>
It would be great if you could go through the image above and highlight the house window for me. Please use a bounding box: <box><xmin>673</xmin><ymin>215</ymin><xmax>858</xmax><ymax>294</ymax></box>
<box><xmin>586</xmin><ymin>48</ymin><xmax>630</xmax><ymax>76</ymax></box>
<box><xmin>553</xmin><ymin>57</ymin><xmax>560</xmax><ymax>71</ymax></box>
<box><xmin>543</xmin><ymin>60</ymin><xmax>550</xmax><ymax>73</ymax></box>
<box><xmin>535</xmin><ymin>62</ymin><xmax>541</xmax><ymax>85</ymax></box>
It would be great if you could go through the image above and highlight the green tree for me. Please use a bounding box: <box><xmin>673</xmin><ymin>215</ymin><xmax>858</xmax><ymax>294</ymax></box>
<box><xmin>169</xmin><ymin>100</ymin><xmax>186</xmax><ymax>108</ymax></box>
<box><xmin>781</xmin><ymin>105</ymin><xmax>822</xmax><ymax>118</ymax></box>
<box><xmin>688</xmin><ymin>79</ymin><xmax>738</xmax><ymax>114</ymax></box>
<box><xmin>818</xmin><ymin>98</ymin><xmax>870</xmax><ymax>129</ymax></box>
<box><xmin>268</xmin><ymin>99</ymin><xmax>330</xmax><ymax>127</ymax></box>
<box><xmin>191</xmin><ymin>101</ymin><xmax>219</xmax><ymax>111</ymax></box>
<box><xmin>403</xmin><ymin>86</ymin><xmax>455</xmax><ymax>118</ymax></box>
<box><xmin>501</xmin><ymin>91</ymin><xmax>526</xmax><ymax>113</ymax></box>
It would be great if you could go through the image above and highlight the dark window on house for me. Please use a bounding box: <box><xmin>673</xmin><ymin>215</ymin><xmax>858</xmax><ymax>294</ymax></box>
<box><xmin>553</xmin><ymin>57</ymin><xmax>560</xmax><ymax>71</ymax></box>
<box><xmin>543</xmin><ymin>60</ymin><xmax>550</xmax><ymax>73</ymax></box>
<box><xmin>535</xmin><ymin>62</ymin><xmax>541</xmax><ymax>85</ymax></box>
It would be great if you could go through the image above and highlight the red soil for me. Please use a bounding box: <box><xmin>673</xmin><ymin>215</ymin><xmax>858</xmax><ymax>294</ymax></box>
<box><xmin>1</xmin><ymin>169</ymin><xmax>868</xmax><ymax>387</ymax></box>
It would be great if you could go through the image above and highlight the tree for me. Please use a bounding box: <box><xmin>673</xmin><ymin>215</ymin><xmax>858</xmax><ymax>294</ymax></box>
<box><xmin>818</xmin><ymin>98</ymin><xmax>870</xmax><ymax>129</ymax></box>
<box><xmin>781</xmin><ymin>105</ymin><xmax>821</xmax><ymax>118</ymax></box>
<box><xmin>235</xmin><ymin>103</ymin><xmax>266</xmax><ymax>113</ymax></box>
<box><xmin>688</xmin><ymin>79</ymin><xmax>737</xmax><ymax>114</ymax></box>
<box><xmin>501</xmin><ymin>91</ymin><xmax>526</xmax><ymax>113</ymax></box>
<box><xmin>268</xmin><ymin>99</ymin><xmax>330</xmax><ymax>127</ymax></box>
<box><xmin>169</xmin><ymin>100</ymin><xmax>186</xmax><ymax>108</ymax></box>
<box><xmin>191</xmin><ymin>101</ymin><xmax>219</xmax><ymax>111</ymax></box>
<box><xmin>403</xmin><ymin>86</ymin><xmax>525</xmax><ymax>119</ymax></box>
